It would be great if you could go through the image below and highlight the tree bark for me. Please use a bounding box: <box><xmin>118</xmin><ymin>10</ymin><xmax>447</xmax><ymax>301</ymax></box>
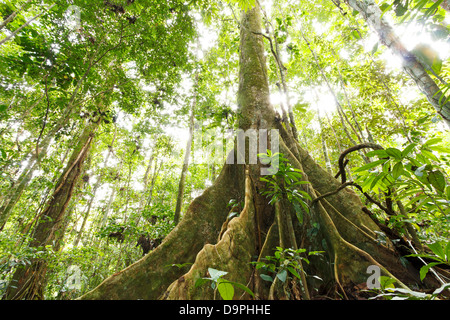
<box><xmin>344</xmin><ymin>0</ymin><xmax>450</xmax><ymax>128</ymax></box>
<box><xmin>317</xmin><ymin>109</ymin><xmax>333</xmax><ymax>174</ymax></box>
<box><xmin>173</xmin><ymin>73</ymin><xmax>198</xmax><ymax>225</ymax></box>
<box><xmin>4</xmin><ymin>120</ymin><xmax>98</xmax><ymax>300</ymax></box>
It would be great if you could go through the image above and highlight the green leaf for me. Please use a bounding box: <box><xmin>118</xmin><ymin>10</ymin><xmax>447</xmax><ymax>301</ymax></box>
<box><xmin>385</xmin><ymin>148</ymin><xmax>402</xmax><ymax>160</ymax></box>
<box><xmin>195</xmin><ymin>277</ymin><xmax>209</xmax><ymax>288</ymax></box>
<box><xmin>428</xmin><ymin>242</ymin><xmax>446</xmax><ymax>260</ymax></box>
<box><xmin>428</xmin><ymin>171</ymin><xmax>446</xmax><ymax>193</ymax></box>
<box><xmin>401</xmin><ymin>143</ymin><xmax>417</xmax><ymax>158</ymax></box>
<box><xmin>394</xmin><ymin>3</ymin><xmax>408</xmax><ymax>16</ymax></box>
<box><xmin>380</xmin><ymin>3</ymin><xmax>391</xmax><ymax>12</ymax></box>
<box><xmin>392</xmin><ymin>162</ymin><xmax>404</xmax><ymax>180</ymax></box>
<box><xmin>421</xmin><ymin>149</ymin><xmax>438</xmax><ymax>162</ymax></box>
<box><xmin>260</xmin><ymin>274</ymin><xmax>273</xmax><ymax>282</ymax></box>
<box><xmin>0</xmin><ymin>149</ymin><xmax>6</xmax><ymax>160</ymax></box>
<box><xmin>217</xmin><ymin>278</ymin><xmax>234</xmax><ymax>300</ymax></box>
<box><xmin>351</xmin><ymin>30</ymin><xmax>361</xmax><ymax>40</ymax></box>
<box><xmin>420</xmin><ymin>262</ymin><xmax>441</xmax><ymax>281</ymax></box>
<box><xmin>277</xmin><ymin>269</ymin><xmax>288</xmax><ymax>283</ymax></box>
<box><xmin>287</xmin><ymin>266</ymin><xmax>302</xmax><ymax>280</ymax></box>
<box><xmin>366</xmin><ymin>149</ymin><xmax>388</xmax><ymax>158</ymax></box>
<box><xmin>371</xmin><ymin>42</ymin><xmax>379</xmax><ymax>55</ymax></box>
<box><xmin>424</xmin><ymin>137</ymin><xmax>442</xmax><ymax>147</ymax></box>
<box><xmin>370</xmin><ymin>172</ymin><xmax>387</xmax><ymax>190</ymax></box>
<box><xmin>353</xmin><ymin>159</ymin><xmax>387</xmax><ymax>173</ymax></box>
<box><xmin>226</xmin><ymin>281</ymin><xmax>255</xmax><ymax>298</ymax></box>
<box><xmin>428</xmin><ymin>144</ymin><xmax>450</xmax><ymax>153</ymax></box>
<box><xmin>431</xmin><ymin>59</ymin><xmax>442</xmax><ymax>74</ymax></box>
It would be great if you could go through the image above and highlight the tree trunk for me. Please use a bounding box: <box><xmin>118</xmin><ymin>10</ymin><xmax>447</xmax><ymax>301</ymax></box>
<box><xmin>173</xmin><ymin>73</ymin><xmax>198</xmax><ymax>225</ymax></box>
<box><xmin>317</xmin><ymin>109</ymin><xmax>333</xmax><ymax>174</ymax></box>
<box><xmin>344</xmin><ymin>0</ymin><xmax>450</xmax><ymax>128</ymax></box>
<box><xmin>79</xmin><ymin>5</ymin><xmax>438</xmax><ymax>301</ymax></box>
<box><xmin>4</xmin><ymin>120</ymin><xmax>98</xmax><ymax>300</ymax></box>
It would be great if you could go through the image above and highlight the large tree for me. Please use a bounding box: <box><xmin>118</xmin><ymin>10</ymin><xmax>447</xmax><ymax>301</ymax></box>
<box><xmin>78</xmin><ymin>5</ymin><xmax>443</xmax><ymax>300</ymax></box>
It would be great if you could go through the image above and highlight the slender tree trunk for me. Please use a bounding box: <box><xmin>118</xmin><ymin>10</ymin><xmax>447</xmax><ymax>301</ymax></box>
<box><xmin>432</xmin><ymin>0</ymin><xmax>450</xmax><ymax>12</ymax></box>
<box><xmin>4</xmin><ymin>120</ymin><xmax>98</xmax><ymax>300</ymax></box>
<box><xmin>72</xmin><ymin>187</ymin><xmax>96</xmax><ymax>248</ymax></box>
<box><xmin>331</xmin><ymin>48</ymin><xmax>366</xmax><ymax>141</ymax></box>
<box><xmin>344</xmin><ymin>0</ymin><xmax>450</xmax><ymax>128</ymax></box>
<box><xmin>143</xmin><ymin>159</ymin><xmax>162</xmax><ymax>212</ymax></box>
<box><xmin>301</xmin><ymin>31</ymin><xmax>363</xmax><ymax>147</ymax></box>
<box><xmin>73</xmin><ymin>137</ymin><xmax>115</xmax><ymax>247</ymax></box>
<box><xmin>317</xmin><ymin>109</ymin><xmax>333</xmax><ymax>174</ymax></box>
<box><xmin>133</xmin><ymin>148</ymin><xmax>155</xmax><ymax>226</ymax></box>
<box><xmin>173</xmin><ymin>73</ymin><xmax>198</xmax><ymax>226</ymax></box>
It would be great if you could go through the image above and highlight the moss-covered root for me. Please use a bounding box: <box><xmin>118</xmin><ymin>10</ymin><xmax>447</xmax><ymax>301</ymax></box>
<box><xmin>162</xmin><ymin>168</ymin><xmax>256</xmax><ymax>300</ymax></box>
<box><xmin>333</xmin><ymin>237</ymin><xmax>410</xmax><ymax>297</ymax></box>
<box><xmin>78</xmin><ymin>162</ymin><xmax>245</xmax><ymax>300</ymax></box>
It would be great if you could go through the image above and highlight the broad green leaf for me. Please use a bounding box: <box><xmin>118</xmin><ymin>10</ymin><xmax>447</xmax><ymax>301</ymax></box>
<box><xmin>370</xmin><ymin>172</ymin><xmax>387</xmax><ymax>190</ymax></box>
<box><xmin>420</xmin><ymin>262</ymin><xmax>441</xmax><ymax>281</ymax></box>
<box><xmin>195</xmin><ymin>277</ymin><xmax>209</xmax><ymax>288</ymax></box>
<box><xmin>351</xmin><ymin>30</ymin><xmax>361</xmax><ymax>40</ymax></box>
<box><xmin>217</xmin><ymin>278</ymin><xmax>234</xmax><ymax>300</ymax></box>
<box><xmin>421</xmin><ymin>149</ymin><xmax>438</xmax><ymax>162</ymax></box>
<box><xmin>366</xmin><ymin>149</ymin><xmax>388</xmax><ymax>158</ymax></box>
<box><xmin>424</xmin><ymin>137</ymin><xmax>442</xmax><ymax>147</ymax></box>
<box><xmin>227</xmin><ymin>281</ymin><xmax>255</xmax><ymax>298</ymax></box>
<box><xmin>277</xmin><ymin>269</ymin><xmax>288</xmax><ymax>283</ymax></box>
<box><xmin>287</xmin><ymin>266</ymin><xmax>302</xmax><ymax>280</ymax></box>
<box><xmin>428</xmin><ymin>242</ymin><xmax>446</xmax><ymax>260</ymax></box>
<box><xmin>392</xmin><ymin>162</ymin><xmax>404</xmax><ymax>180</ymax></box>
<box><xmin>428</xmin><ymin>171</ymin><xmax>446</xmax><ymax>193</ymax></box>
<box><xmin>428</xmin><ymin>144</ymin><xmax>450</xmax><ymax>153</ymax></box>
<box><xmin>353</xmin><ymin>159</ymin><xmax>387</xmax><ymax>173</ymax></box>
<box><xmin>362</xmin><ymin>174</ymin><xmax>377</xmax><ymax>193</ymax></box>
<box><xmin>385</xmin><ymin>148</ymin><xmax>402</xmax><ymax>160</ymax></box>
<box><xmin>260</xmin><ymin>274</ymin><xmax>273</xmax><ymax>282</ymax></box>
<box><xmin>401</xmin><ymin>143</ymin><xmax>417</xmax><ymax>158</ymax></box>
<box><xmin>394</xmin><ymin>3</ymin><xmax>408</xmax><ymax>16</ymax></box>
